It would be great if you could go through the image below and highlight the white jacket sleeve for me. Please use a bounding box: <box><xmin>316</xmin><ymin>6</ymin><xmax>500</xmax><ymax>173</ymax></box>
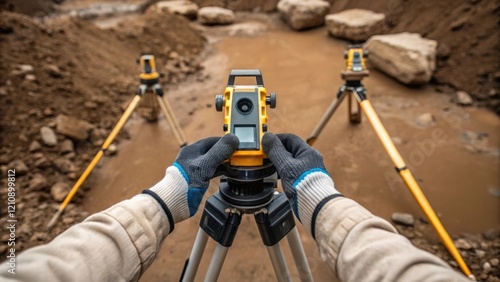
<box><xmin>0</xmin><ymin>194</ymin><xmax>170</xmax><ymax>282</ymax></box>
<box><xmin>314</xmin><ymin>197</ymin><xmax>470</xmax><ymax>282</ymax></box>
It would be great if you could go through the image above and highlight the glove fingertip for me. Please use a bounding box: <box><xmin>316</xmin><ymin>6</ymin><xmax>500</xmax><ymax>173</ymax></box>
<box><xmin>262</xmin><ymin>132</ymin><xmax>279</xmax><ymax>153</ymax></box>
<box><xmin>222</xmin><ymin>133</ymin><xmax>240</xmax><ymax>151</ymax></box>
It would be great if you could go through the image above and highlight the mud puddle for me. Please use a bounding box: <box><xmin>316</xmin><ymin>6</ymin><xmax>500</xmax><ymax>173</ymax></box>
<box><xmin>82</xmin><ymin>16</ymin><xmax>499</xmax><ymax>281</ymax></box>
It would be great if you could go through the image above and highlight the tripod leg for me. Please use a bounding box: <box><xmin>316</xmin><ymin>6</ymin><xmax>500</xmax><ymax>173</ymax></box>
<box><xmin>266</xmin><ymin>244</ymin><xmax>291</xmax><ymax>282</ymax></box>
<box><xmin>286</xmin><ymin>227</ymin><xmax>313</xmax><ymax>282</ymax></box>
<box><xmin>155</xmin><ymin>94</ymin><xmax>188</xmax><ymax>147</ymax></box>
<box><xmin>204</xmin><ymin>244</ymin><xmax>229</xmax><ymax>282</ymax></box>
<box><xmin>354</xmin><ymin>97</ymin><xmax>473</xmax><ymax>278</ymax></box>
<box><xmin>307</xmin><ymin>87</ymin><xmax>348</xmax><ymax>146</ymax></box>
<box><xmin>181</xmin><ymin>228</ymin><xmax>210</xmax><ymax>282</ymax></box>
<box><xmin>47</xmin><ymin>94</ymin><xmax>143</xmax><ymax>230</ymax></box>
<box><xmin>348</xmin><ymin>91</ymin><xmax>361</xmax><ymax>124</ymax></box>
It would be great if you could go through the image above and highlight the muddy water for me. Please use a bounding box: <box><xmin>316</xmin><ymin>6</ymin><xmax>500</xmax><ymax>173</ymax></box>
<box><xmin>82</xmin><ymin>18</ymin><xmax>499</xmax><ymax>281</ymax></box>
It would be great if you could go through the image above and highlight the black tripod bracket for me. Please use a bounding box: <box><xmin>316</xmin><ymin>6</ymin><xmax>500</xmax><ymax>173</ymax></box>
<box><xmin>199</xmin><ymin>192</ymin><xmax>295</xmax><ymax>248</ymax></box>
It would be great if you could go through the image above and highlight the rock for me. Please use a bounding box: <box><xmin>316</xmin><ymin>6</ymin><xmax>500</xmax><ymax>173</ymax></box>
<box><xmin>325</xmin><ymin>9</ymin><xmax>386</xmax><ymax>41</ymax></box>
<box><xmin>365</xmin><ymin>33</ymin><xmax>437</xmax><ymax>85</ymax></box>
<box><xmin>415</xmin><ymin>113</ymin><xmax>436</xmax><ymax>127</ymax></box>
<box><xmin>43</xmin><ymin>107</ymin><xmax>54</xmax><ymax>116</ymax></box>
<box><xmin>55</xmin><ymin>114</ymin><xmax>94</xmax><ymax>141</ymax></box>
<box><xmin>490</xmin><ymin>258</ymin><xmax>499</xmax><ymax>267</ymax></box>
<box><xmin>11</xmin><ymin>64</ymin><xmax>34</xmax><ymax>76</ymax></box>
<box><xmin>29</xmin><ymin>140</ymin><xmax>42</xmax><ymax>152</ymax></box>
<box><xmin>44</xmin><ymin>64</ymin><xmax>62</xmax><ymax>78</ymax></box>
<box><xmin>50</xmin><ymin>182</ymin><xmax>68</xmax><ymax>202</ymax></box>
<box><xmin>8</xmin><ymin>160</ymin><xmax>28</xmax><ymax>175</ymax></box>
<box><xmin>482</xmin><ymin>262</ymin><xmax>491</xmax><ymax>272</ymax></box>
<box><xmin>53</xmin><ymin>158</ymin><xmax>77</xmax><ymax>173</ymax></box>
<box><xmin>391</xmin><ymin>137</ymin><xmax>403</xmax><ymax>145</ymax></box>
<box><xmin>40</xmin><ymin>126</ymin><xmax>58</xmax><ymax>146</ymax></box>
<box><xmin>153</xmin><ymin>0</ymin><xmax>199</xmax><ymax>20</ymax></box>
<box><xmin>391</xmin><ymin>212</ymin><xmax>415</xmax><ymax>226</ymax></box>
<box><xmin>0</xmin><ymin>155</ymin><xmax>11</xmax><ymax>164</ymax></box>
<box><xmin>454</xmin><ymin>238</ymin><xmax>472</xmax><ymax>250</ymax></box>
<box><xmin>475</xmin><ymin>249</ymin><xmax>486</xmax><ymax>258</ymax></box>
<box><xmin>34</xmin><ymin>157</ymin><xmax>51</xmax><ymax>169</ymax></box>
<box><xmin>436</xmin><ymin>43</ymin><xmax>451</xmax><ymax>59</ymax></box>
<box><xmin>483</xmin><ymin>228</ymin><xmax>500</xmax><ymax>240</ymax></box>
<box><xmin>60</xmin><ymin>139</ymin><xmax>74</xmax><ymax>154</ymax></box>
<box><xmin>29</xmin><ymin>174</ymin><xmax>48</xmax><ymax>191</ymax></box>
<box><xmin>197</xmin><ymin>7</ymin><xmax>235</xmax><ymax>25</ymax></box>
<box><xmin>278</xmin><ymin>0</ymin><xmax>330</xmax><ymax>30</ymax></box>
<box><xmin>454</xmin><ymin>91</ymin><xmax>473</xmax><ymax>106</ymax></box>
<box><xmin>0</xmin><ymin>87</ymin><xmax>7</xmax><ymax>96</ymax></box>
<box><xmin>25</xmin><ymin>74</ymin><xmax>37</xmax><ymax>81</ymax></box>
<box><xmin>106</xmin><ymin>144</ymin><xmax>118</xmax><ymax>155</ymax></box>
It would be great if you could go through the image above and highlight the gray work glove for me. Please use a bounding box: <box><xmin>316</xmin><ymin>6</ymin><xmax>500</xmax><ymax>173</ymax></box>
<box><xmin>262</xmin><ymin>133</ymin><xmax>342</xmax><ymax>236</ymax></box>
<box><xmin>145</xmin><ymin>134</ymin><xmax>239</xmax><ymax>232</ymax></box>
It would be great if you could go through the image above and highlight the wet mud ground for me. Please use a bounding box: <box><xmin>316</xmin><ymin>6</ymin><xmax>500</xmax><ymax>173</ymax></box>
<box><xmin>82</xmin><ymin>16</ymin><xmax>500</xmax><ymax>281</ymax></box>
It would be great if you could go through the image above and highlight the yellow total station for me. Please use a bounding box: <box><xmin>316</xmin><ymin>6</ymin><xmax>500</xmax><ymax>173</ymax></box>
<box><xmin>139</xmin><ymin>54</ymin><xmax>160</xmax><ymax>82</ymax></box>
<box><xmin>341</xmin><ymin>45</ymin><xmax>370</xmax><ymax>81</ymax></box>
<box><xmin>215</xmin><ymin>70</ymin><xmax>276</xmax><ymax>167</ymax></box>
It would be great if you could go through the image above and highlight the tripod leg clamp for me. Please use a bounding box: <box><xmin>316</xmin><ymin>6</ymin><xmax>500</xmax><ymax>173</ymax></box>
<box><xmin>200</xmin><ymin>193</ymin><xmax>241</xmax><ymax>247</ymax></box>
<box><xmin>254</xmin><ymin>193</ymin><xmax>295</xmax><ymax>246</ymax></box>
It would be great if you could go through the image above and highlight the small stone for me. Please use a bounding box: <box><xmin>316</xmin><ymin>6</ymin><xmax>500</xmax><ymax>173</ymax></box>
<box><xmin>29</xmin><ymin>174</ymin><xmax>48</xmax><ymax>190</ymax></box>
<box><xmin>0</xmin><ymin>87</ymin><xmax>7</xmax><ymax>96</ymax></box>
<box><xmin>29</xmin><ymin>140</ymin><xmax>42</xmax><ymax>152</ymax></box>
<box><xmin>19</xmin><ymin>64</ymin><xmax>34</xmax><ymax>73</ymax></box>
<box><xmin>44</xmin><ymin>64</ymin><xmax>62</xmax><ymax>78</ymax></box>
<box><xmin>475</xmin><ymin>249</ymin><xmax>485</xmax><ymax>258</ymax></box>
<box><xmin>454</xmin><ymin>238</ymin><xmax>472</xmax><ymax>250</ymax></box>
<box><xmin>415</xmin><ymin>113</ymin><xmax>436</xmax><ymax>127</ymax></box>
<box><xmin>455</xmin><ymin>91</ymin><xmax>473</xmax><ymax>106</ymax></box>
<box><xmin>391</xmin><ymin>137</ymin><xmax>403</xmax><ymax>145</ymax></box>
<box><xmin>66</xmin><ymin>172</ymin><xmax>78</xmax><ymax>180</ymax></box>
<box><xmin>59</xmin><ymin>139</ymin><xmax>74</xmax><ymax>154</ymax></box>
<box><xmin>106</xmin><ymin>144</ymin><xmax>118</xmax><ymax>155</ymax></box>
<box><xmin>43</xmin><ymin>107</ymin><xmax>54</xmax><ymax>117</ymax></box>
<box><xmin>197</xmin><ymin>6</ymin><xmax>235</xmax><ymax>25</ymax></box>
<box><xmin>40</xmin><ymin>126</ymin><xmax>58</xmax><ymax>146</ymax></box>
<box><xmin>391</xmin><ymin>212</ymin><xmax>415</xmax><ymax>226</ymax></box>
<box><xmin>34</xmin><ymin>157</ymin><xmax>51</xmax><ymax>168</ymax></box>
<box><xmin>482</xmin><ymin>262</ymin><xmax>491</xmax><ymax>272</ymax></box>
<box><xmin>479</xmin><ymin>273</ymin><xmax>488</xmax><ymax>280</ymax></box>
<box><xmin>25</xmin><ymin>74</ymin><xmax>37</xmax><ymax>81</ymax></box>
<box><xmin>50</xmin><ymin>182</ymin><xmax>68</xmax><ymax>202</ymax></box>
<box><xmin>83</xmin><ymin>101</ymin><xmax>97</xmax><ymax>109</ymax></box>
<box><xmin>490</xmin><ymin>258</ymin><xmax>499</xmax><ymax>266</ymax></box>
<box><xmin>0</xmin><ymin>155</ymin><xmax>11</xmax><ymax>164</ymax></box>
<box><xmin>8</xmin><ymin>160</ymin><xmax>28</xmax><ymax>175</ymax></box>
<box><xmin>483</xmin><ymin>228</ymin><xmax>500</xmax><ymax>240</ymax></box>
<box><xmin>55</xmin><ymin>114</ymin><xmax>94</xmax><ymax>141</ymax></box>
<box><xmin>53</xmin><ymin>158</ymin><xmax>76</xmax><ymax>173</ymax></box>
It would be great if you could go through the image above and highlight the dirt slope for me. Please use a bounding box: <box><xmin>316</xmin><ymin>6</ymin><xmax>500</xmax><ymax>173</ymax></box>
<box><xmin>0</xmin><ymin>10</ymin><xmax>205</xmax><ymax>254</ymax></box>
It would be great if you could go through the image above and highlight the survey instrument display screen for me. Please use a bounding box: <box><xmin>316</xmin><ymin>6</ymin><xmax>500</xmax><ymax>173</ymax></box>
<box><xmin>234</xmin><ymin>125</ymin><xmax>258</xmax><ymax>149</ymax></box>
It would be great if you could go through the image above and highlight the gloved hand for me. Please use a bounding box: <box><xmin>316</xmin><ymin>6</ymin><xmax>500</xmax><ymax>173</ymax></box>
<box><xmin>144</xmin><ymin>134</ymin><xmax>239</xmax><ymax>232</ymax></box>
<box><xmin>262</xmin><ymin>132</ymin><xmax>342</xmax><ymax>236</ymax></box>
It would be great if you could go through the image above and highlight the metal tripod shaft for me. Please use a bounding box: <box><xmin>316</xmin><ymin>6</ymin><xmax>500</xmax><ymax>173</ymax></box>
<box><xmin>155</xmin><ymin>92</ymin><xmax>188</xmax><ymax>147</ymax></box>
<box><xmin>182</xmin><ymin>228</ymin><xmax>209</xmax><ymax>281</ymax></box>
<box><xmin>307</xmin><ymin>87</ymin><xmax>347</xmax><ymax>146</ymax></box>
<box><xmin>287</xmin><ymin>227</ymin><xmax>313</xmax><ymax>282</ymax></box>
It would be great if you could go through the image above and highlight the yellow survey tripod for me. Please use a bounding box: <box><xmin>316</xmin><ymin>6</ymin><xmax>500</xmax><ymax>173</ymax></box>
<box><xmin>47</xmin><ymin>55</ymin><xmax>187</xmax><ymax>230</ymax></box>
<box><xmin>307</xmin><ymin>46</ymin><xmax>473</xmax><ymax>279</ymax></box>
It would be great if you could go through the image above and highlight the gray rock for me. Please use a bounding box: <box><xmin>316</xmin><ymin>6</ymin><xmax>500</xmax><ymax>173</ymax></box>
<box><xmin>53</xmin><ymin>158</ymin><xmax>77</xmax><ymax>173</ymax></box>
<box><xmin>365</xmin><ymin>33</ymin><xmax>437</xmax><ymax>85</ymax></box>
<box><xmin>40</xmin><ymin>126</ymin><xmax>58</xmax><ymax>146</ymax></box>
<box><xmin>50</xmin><ymin>182</ymin><xmax>68</xmax><ymax>202</ymax></box>
<box><xmin>482</xmin><ymin>262</ymin><xmax>491</xmax><ymax>272</ymax></box>
<box><xmin>454</xmin><ymin>91</ymin><xmax>473</xmax><ymax>106</ymax></box>
<box><xmin>391</xmin><ymin>212</ymin><xmax>415</xmax><ymax>226</ymax></box>
<box><xmin>278</xmin><ymin>0</ymin><xmax>330</xmax><ymax>30</ymax></box>
<box><xmin>153</xmin><ymin>0</ymin><xmax>199</xmax><ymax>20</ymax></box>
<box><xmin>490</xmin><ymin>258</ymin><xmax>499</xmax><ymax>267</ymax></box>
<box><xmin>415</xmin><ymin>113</ymin><xmax>436</xmax><ymax>127</ymax></box>
<box><xmin>29</xmin><ymin>174</ymin><xmax>48</xmax><ymax>191</ymax></box>
<box><xmin>197</xmin><ymin>7</ymin><xmax>235</xmax><ymax>25</ymax></box>
<box><xmin>60</xmin><ymin>139</ymin><xmax>74</xmax><ymax>154</ymax></box>
<box><xmin>29</xmin><ymin>140</ymin><xmax>42</xmax><ymax>152</ymax></box>
<box><xmin>454</xmin><ymin>238</ymin><xmax>472</xmax><ymax>250</ymax></box>
<box><xmin>482</xmin><ymin>228</ymin><xmax>499</xmax><ymax>240</ymax></box>
<box><xmin>475</xmin><ymin>249</ymin><xmax>486</xmax><ymax>258</ymax></box>
<box><xmin>56</xmin><ymin>114</ymin><xmax>94</xmax><ymax>141</ymax></box>
<box><xmin>325</xmin><ymin>9</ymin><xmax>386</xmax><ymax>41</ymax></box>
<box><xmin>8</xmin><ymin>160</ymin><xmax>28</xmax><ymax>175</ymax></box>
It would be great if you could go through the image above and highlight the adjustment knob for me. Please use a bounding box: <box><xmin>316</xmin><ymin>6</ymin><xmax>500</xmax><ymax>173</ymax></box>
<box><xmin>215</xmin><ymin>95</ymin><xmax>224</xmax><ymax>112</ymax></box>
<box><xmin>266</xmin><ymin>93</ymin><xmax>277</xmax><ymax>108</ymax></box>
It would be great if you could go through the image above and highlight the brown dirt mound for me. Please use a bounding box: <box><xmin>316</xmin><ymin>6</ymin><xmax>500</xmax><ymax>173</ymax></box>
<box><xmin>0</xmin><ymin>10</ymin><xmax>204</xmax><ymax>255</ymax></box>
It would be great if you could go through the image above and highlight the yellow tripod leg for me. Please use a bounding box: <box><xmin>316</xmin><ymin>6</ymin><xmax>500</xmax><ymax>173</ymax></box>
<box><xmin>358</xmin><ymin>99</ymin><xmax>472</xmax><ymax>278</ymax></box>
<box><xmin>47</xmin><ymin>95</ymin><xmax>143</xmax><ymax>230</ymax></box>
<box><xmin>156</xmin><ymin>95</ymin><xmax>188</xmax><ymax>147</ymax></box>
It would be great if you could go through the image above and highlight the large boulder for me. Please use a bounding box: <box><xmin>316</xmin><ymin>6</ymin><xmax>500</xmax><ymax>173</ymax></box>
<box><xmin>277</xmin><ymin>0</ymin><xmax>330</xmax><ymax>30</ymax></box>
<box><xmin>197</xmin><ymin>7</ymin><xmax>235</xmax><ymax>25</ymax></box>
<box><xmin>325</xmin><ymin>9</ymin><xmax>386</xmax><ymax>41</ymax></box>
<box><xmin>152</xmin><ymin>1</ymin><xmax>199</xmax><ymax>20</ymax></box>
<box><xmin>365</xmin><ymin>33</ymin><xmax>437</xmax><ymax>85</ymax></box>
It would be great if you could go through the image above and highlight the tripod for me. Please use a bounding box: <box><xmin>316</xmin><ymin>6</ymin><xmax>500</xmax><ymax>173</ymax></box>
<box><xmin>181</xmin><ymin>162</ymin><xmax>313</xmax><ymax>282</ymax></box>
<box><xmin>306</xmin><ymin>69</ymin><xmax>473</xmax><ymax>278</ymax></box>
<box><xmin>47</xmin><ymin>55</ymin><xmax>188</xmax><ymax>230</ymax></box>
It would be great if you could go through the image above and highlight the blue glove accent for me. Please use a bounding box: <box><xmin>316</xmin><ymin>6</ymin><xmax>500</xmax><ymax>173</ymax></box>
<box><xmin>292</xmin><ymin>168</ymin><xmax>330</xmax><ymax>188</ymax></box>
<box><xmin>173</xmin><ymin>162</ymin><xmax>189</xmax><ymax>183</ymax></box>
<box><xmin>187</xmin><ymin>186</ymin><xmax>208</xmax><ymax>216</ymax></box>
